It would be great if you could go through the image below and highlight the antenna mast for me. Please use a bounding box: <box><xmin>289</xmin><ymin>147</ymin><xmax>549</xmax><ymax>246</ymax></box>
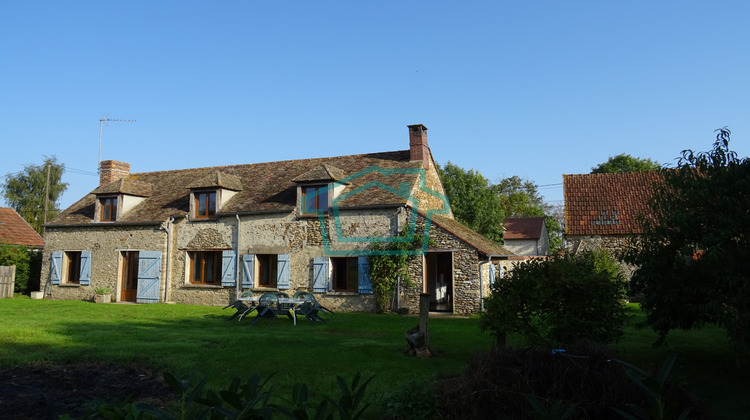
<box><xmin>98</xmin><ymin>115</ymin><xmax>136</xmax><ymax>172</ymax></box>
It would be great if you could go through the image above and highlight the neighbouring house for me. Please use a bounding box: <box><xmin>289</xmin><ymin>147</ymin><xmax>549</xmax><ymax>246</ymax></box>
<box><xmin>40</xmin><ymin>124</ymin><xmax>513</xmax><ymax>314</ymax></box>
<box><xmin>0</xmin><ymin>207</ymin><xmax>44</xmax><ymax>248</ymax></box>
<box><xmin>563</xmin><ymin>171</ymin><xmax>662</xmax><ymax>259</ymax></box>
<box><xmin>502</xmin><ymin>217</ymin><xmax>550</xmax><ymax>257</ymax></box>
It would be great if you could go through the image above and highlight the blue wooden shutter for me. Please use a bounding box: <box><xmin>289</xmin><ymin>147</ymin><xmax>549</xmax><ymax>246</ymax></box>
<box><xmin>50</xmin><ymin>251</ymin><xmax>62</xmax><ymax>285</ymax></box>
<box><xmin>489</xmin><ymin>263</ymin><xmax>496</xmax><ymax>286</ymax></box>
<box><xmin>357</xmin><ymin>257</ymin><xmax>372</xmax><ymax>294</ymax></box>
<box><xmin>221</xmin><ymin>250</ymin><xmax>236</xmax><ymax>287</ymax></box>
<box><xmin>241</xmin><ymin>254</ymin><xmax>255</xmax><ymax>288</ymax></box>
<box><xmin>79</xmin><ymin>251</ymin><xmax>92</xmax><ymax>286</ymax></box>
<box><xmin>277</xmin><ymin>254</ymin><xmax>291</xmax><ymax>290</ymax></box>
<box><xmin>312</xmin><ymin>257</ymin><xmax>329</xmax><ymax>292</ymax></box>
<box><xmin>136</xmin><ymin>251</ymin><xmax>161</xmax><ymax>304</ymax></box>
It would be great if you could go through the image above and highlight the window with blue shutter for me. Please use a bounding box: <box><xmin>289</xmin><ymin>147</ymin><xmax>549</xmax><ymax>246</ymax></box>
<box><xmin>277</xmin><ymin>254</ymin><xmax>291</xmax><ymax>290</ymax></box>
<box><xmin>136</xmin><ymin>250</ymin><xmax>162</xmax><ymax>304</ymax></box>
<box><xmin>79</xmin><ymin>251</ymin><xmax>92</xmax><ymax>286</ymax></box>
<box><xmin>241</xmin><ymin>254</ymin><xmax>255</xmax><ymax>288</ymax></box>
<box><xmin>221</xmin><ymin>250</ymin><xmax>237</xmax><ymax>287</ymax></box>
<box><xmin>50</xmin><ymin>251</ymin><xmax>62</xmax><ymax>285</ymax></box>
<box><xmin>357</xmin><ymin>257</ymin><xmax>372</xmax><ymax>294</ymax></box>
<box><xmin>312</xmin><ymin>257</ymin><xmax>329</xmax><ymax>292</ymax></box>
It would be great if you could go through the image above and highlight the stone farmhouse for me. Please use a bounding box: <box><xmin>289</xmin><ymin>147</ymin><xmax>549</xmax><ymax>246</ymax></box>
<box><xmin>41</xmin><ymin>125</ymin><xmax>513</xmax><ymax>314</ymax></box>
<box><xmin>563</xmin><ymin>171</ymin><xmax>662</xmax><ymax>256</ymax></box>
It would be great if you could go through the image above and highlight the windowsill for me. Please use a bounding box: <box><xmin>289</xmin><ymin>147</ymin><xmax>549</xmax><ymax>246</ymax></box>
<box><xmin>189</xmin><ymin>217</ymin><xmax>218</xmax><ymax>222</ymax></box>
<box><xmin>325</xmin><ymin>291</ymin><xmax>359</xmax><ymax>296</ymax></box>
<box><xmin>298</xmin><ymin>213</ymin><xmax>328</xmax><ymax>219</ymax></box>
<box><xmin>181</xmin><ymin>284</ymin><xmax>224</xmax><ymax>289</ymax></box>
<box><xmin>59</xmin><ymin>283</ymin><xmax>81</xmax><ymax>288</ymax></box>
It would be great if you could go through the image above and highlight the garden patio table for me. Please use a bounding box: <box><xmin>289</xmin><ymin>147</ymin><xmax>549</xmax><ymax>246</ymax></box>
<box><xmin>238</xmin><ymin>295</ymin><xmax>305</xmax><ymax>325</ymax></box>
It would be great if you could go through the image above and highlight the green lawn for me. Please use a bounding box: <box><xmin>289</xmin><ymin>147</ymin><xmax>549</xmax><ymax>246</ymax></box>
<box><xmin>0</xmin><ymin>297</ymin><xmax>747</xmax><ymax>418</ymax></box>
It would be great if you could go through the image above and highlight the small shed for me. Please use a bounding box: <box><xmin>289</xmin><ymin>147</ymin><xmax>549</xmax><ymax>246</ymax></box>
<box><xmin>503</xmin><ymin>217</ymin><xmax>550</xmax><ymax>257</ymax></box>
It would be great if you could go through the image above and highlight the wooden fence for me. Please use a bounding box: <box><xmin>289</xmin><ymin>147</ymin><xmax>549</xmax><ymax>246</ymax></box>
<box><xmin>0</xmin><ymin>265</ymin><xmax>16</xmax><ymax>298</ymax></box>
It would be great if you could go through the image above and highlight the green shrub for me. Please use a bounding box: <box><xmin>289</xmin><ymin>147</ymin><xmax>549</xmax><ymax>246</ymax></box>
<box><xmin>0</xmin><ymin>245</ymin><xmax>36</xmax><ymax>294</ymax></box>
<box><xmin>479</xmin><ymin>250</ymin><xmax>628</xmax><ymax>347</ymax></box>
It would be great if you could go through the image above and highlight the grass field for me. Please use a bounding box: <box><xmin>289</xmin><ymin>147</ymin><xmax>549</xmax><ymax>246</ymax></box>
<box><xmin>1</xmin><ymin>297</ymin><xmax>748</xmax><ymax>418</ymax></box>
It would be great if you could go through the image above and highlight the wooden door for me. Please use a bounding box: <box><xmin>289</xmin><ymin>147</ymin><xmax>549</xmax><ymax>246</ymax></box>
<box><xmin>121</xmin><ymin>251</ymin><xmax>139</xmax><ymax>302</ymax></box>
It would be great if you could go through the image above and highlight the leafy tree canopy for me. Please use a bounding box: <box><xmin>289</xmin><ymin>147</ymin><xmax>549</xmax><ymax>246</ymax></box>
<box><xmin>2</xmin><ymin>156</ymin><xmax>68</xmax><ymax>234</ymax></box>
<box><xmin>591</xmin><ymin>153</ymin><xmax>661</xmax><ymax>174</ymax></box>
<box><xmin>438</xmin><ymin>163</ymin><xmax>563</xmax><ymax>252</ymax></box>
<box><xmin>438</xmin><ymin>162</ymin><xmax>503</xmax><ymax>243</ymax></box>
<box><xmin>624</xmin><ymin>128</ymin><xmax>750</xmax><ymax>355</ymax></box>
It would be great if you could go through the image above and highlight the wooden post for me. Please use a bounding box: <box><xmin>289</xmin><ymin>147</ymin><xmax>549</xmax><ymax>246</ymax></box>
<box><xmin>419</xmin><ymin>293</ymin><xmax>430</xmax><ymax>347</ymax></box>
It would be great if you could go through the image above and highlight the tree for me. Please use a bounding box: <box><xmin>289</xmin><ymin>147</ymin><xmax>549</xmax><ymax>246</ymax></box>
<box><xmin>479</xmin><ymin>249</ymin><xmax>627</xmax><ymax>348</ymax></box>
<box><xmin>493</xmin><ymin>176</ymin><xmax>564</xmax><ymax>253</ymax></box>
<box><xmin>2</xmin><ymin>156</ymin><xmax>67</xmax><ymax>234</ymax></box>
<box><xmin>591</xmin><ymin>153</ymin><xmax>661</xmax><ymax>174</ymax></box>
<box><xmin>438</xmin><ymin>163</ymin><xmax>563</xmax><ymax>251</ymax></box>
<box><xmin>624</xmin><ymin>128</ymin><xmax>750</xmax><ymax>355</ymax></box>
<box><xmin>438</xmin><ymin>162</ymin><xmax>503</xmax><ymax>243</ymax></box>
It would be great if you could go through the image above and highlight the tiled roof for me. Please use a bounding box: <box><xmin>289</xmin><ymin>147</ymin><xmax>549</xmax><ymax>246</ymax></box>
<box><xmin>92</xmin><ymin>178</ymin><xmax>153</xmax><ymax>197</ymax></box>
<box><xmin>0</xmin><ymin>207</ymin><xmax>44</xmax><ymax>247</ymax></box>
<box><xmin>48</xmin><ymin>151</ymin><xmax>424</xmax><ymax>225</ymax></box>
<box><xmin>564</xmin><ymin>171</ymin><xmax>663</xmax><ymax>236</ymax></box>
<box><xmin>504</xmin><ymin>217</ymin><xmax>545</xmax><ymax>240</ymax></box>
<box><xmin>292</xmin><ymin>164</ymin><xmax>348</xmax><ymax>183</ymax></box>
<box><xmin>428</xmin><ymin>213</ymin><xmax>514</xmax><ymax>257</ymax></box>
<box><xmin>186</xmin><ymin>171</ymin><xmax>243</xmax><ymax>191</ymax></box>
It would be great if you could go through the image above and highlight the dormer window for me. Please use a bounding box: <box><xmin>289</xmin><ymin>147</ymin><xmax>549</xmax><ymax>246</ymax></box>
<box><xmin>187</xmin><ymin>171</ymin><xmax>242</xmax><ymax>221</ymax></box>
<box><xmin>92</xmin><ymin>177</ymin><xmax>152</xmax><ymax>223</ymax></box>
<box><xmin>302</xmin><ymin>185</ymin><xmax>329</xmax><ymax>215</ymax></box>
<box><xmin>100</xmin><ymin>196</ymin><xmax>118</xmax><ymax>222</ymax></box>
<box><xmin>293</xmin><ymin>164</ymin><xmax>347</xmax><ymax>218</ymax></box>
<box><xmin>194</xmin><ymin>190</ymin><xmax>217</xmax><ymax>219</ymax></box>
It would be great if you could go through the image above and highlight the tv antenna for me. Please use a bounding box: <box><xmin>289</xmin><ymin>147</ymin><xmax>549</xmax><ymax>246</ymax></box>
<box><xmin>98</xmin><ymin>115</ymin><xmax>136</xmax><ymax>172</ymax></box>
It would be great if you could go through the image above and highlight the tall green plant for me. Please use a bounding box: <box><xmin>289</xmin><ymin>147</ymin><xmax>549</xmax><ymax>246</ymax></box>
<box><xmin>0</xmin><ymin>245</ymin><xmax>32</xmax><ymax>293</ymax></box>
<box><xmin>479</xmin><ymin>250</ymin><xmax>627</xmax><ymax>347</ymax></box>
<box><xmin>367</xmin><ymin>228</ymin><xmax>426</xmax><ymax>313</ymax></box>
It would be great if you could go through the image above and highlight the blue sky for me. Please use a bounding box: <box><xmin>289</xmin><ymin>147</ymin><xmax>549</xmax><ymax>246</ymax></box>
<box><xmin>2</xmin><ymin>1</ymin><xmax>748</xmax><ymax>210</ymax></box>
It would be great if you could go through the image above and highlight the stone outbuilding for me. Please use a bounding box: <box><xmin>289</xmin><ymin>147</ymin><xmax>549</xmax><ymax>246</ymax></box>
<box><xmin>41</xmin><ymin>124</ymin><xmax>513</xmax><ymax>314</ymax></box>
<box><xmin>563</xmin><ymin>171</ymin><xmax>662</xmax><ymax>256</ymax></box>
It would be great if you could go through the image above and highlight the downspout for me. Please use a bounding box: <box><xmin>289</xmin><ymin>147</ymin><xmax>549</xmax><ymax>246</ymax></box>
<box><xmin>160</xmin><ymin>216</ymin><xmax>174</xmax><ymax>302</ymax></box>
<box><xmin>236</xmin><ymin>214</ymin><xmax>241</xmax><ymax>295</ymax></box>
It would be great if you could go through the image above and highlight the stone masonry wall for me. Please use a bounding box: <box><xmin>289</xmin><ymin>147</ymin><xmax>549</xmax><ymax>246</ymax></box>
<box><xmin>41</xmin><ymin>225</ymin><xmax>167</xmax><ymax>302</ymax></box>
<box><xmin>399</xmin><ymin>212</ymin><xmax>486</xmax><ymax>315</ymax></box>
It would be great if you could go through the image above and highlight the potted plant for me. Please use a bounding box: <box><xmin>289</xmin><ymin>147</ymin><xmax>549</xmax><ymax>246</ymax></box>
<box><xmin>94</xmin><ymin>286</ymin><xmax>112</xmax><ymax>303</ymax></box>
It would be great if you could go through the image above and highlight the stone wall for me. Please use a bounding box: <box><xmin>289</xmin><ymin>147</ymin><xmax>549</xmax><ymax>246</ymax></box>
<box><xmin>41</xmin><ymin>225</ymin><xmax>167</xmax><ymax>302</ymax></box>
<box><xmin>398</xmin><ymin>212</ymin><xmax>487</xmax><ymax>315</ymax></box>
<box><xmin>566</xmin><ymin>234</ymin><xmax>637</xmax><ymax>278</ymax></box>
<box><xmin>40</xmin><ymin>205</ymin><xmax>490</xmax><ymax>314</ymax></box>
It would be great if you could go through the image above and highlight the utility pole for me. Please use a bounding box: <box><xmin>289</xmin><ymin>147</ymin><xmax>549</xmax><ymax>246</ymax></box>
<box><xmin>43</xmin><ymin>161</ymin><xmax>50</xmax><ymax>225</ymax></box>
<box><xmin>98</xmin><ymin>116</ymin><xmax>136</xmax><ymax>172</ymax></box>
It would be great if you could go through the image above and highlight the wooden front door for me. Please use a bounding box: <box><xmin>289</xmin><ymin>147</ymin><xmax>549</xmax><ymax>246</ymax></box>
<box><xmin>121</xmin><ymin>251</ymin><xmax>139</xmax><ymax>302</ymax></box>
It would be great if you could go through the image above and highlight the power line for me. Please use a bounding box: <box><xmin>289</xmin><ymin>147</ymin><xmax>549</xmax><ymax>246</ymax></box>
<box><xmin>66</xmin><ymin>167</ymin><xmax>98</xmax><ymax>176</ymax></box>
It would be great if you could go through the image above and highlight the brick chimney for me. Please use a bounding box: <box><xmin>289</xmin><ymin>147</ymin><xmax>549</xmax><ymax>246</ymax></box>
<box><xmin>99</xmin><ymin>160</ymin><xmax>130</xmax><ymax>186</ymax></box>
<box><xmin>408</xmin><ymin>124</ymin><xmax>430</xmax><ymax>169</ymax></box>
